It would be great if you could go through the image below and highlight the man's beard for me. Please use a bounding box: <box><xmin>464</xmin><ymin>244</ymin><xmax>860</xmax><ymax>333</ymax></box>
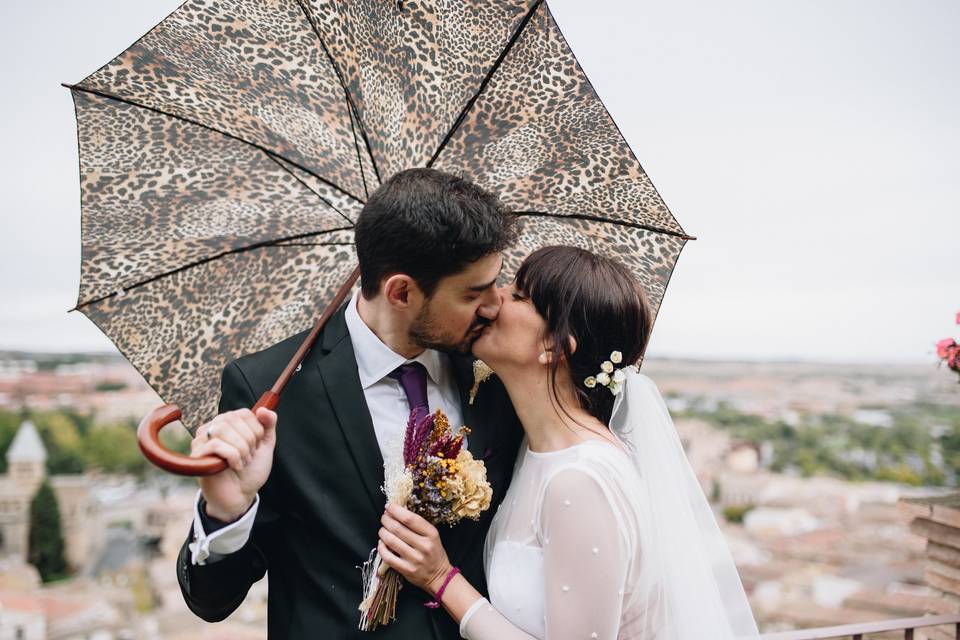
<box><xmin>409</xmin><ymin>300</ymin><xmax>488</xmax><ymax>355</ymax></box>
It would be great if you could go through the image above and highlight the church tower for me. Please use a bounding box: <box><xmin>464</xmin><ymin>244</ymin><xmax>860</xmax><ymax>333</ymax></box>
<box><xmin>6</xmin><ymin>420</ymin><xmax>47</xmax><ymax>493</ymax></box>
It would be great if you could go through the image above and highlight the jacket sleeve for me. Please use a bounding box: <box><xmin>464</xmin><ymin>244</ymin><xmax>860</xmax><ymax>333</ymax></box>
<box><xmin>188</xmin><ymin>491</ymin><xmax>260</xmax><ymax>565</ymax></box>
<box><xmin>176</xmin><ymin>360</ymin><xmax>280</xmax><ymax>622</ymax></box>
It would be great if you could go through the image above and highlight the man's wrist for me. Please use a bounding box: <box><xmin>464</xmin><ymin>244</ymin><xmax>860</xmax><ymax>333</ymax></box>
<box><xmin>203</xmin><ymin>496</ymin><xmax>254</xmax><ymax>523</ymax></box>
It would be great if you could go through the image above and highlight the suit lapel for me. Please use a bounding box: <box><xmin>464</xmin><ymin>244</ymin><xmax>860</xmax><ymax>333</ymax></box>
<box><xmin>316</xmin><ymin>309</ymin><xmax>385</xmax><ymax>516</ymax></box>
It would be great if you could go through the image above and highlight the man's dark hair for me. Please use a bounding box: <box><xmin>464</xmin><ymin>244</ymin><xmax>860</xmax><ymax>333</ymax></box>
<box><xmin>354</xmin><ymin>168</ymin><xmax>516</xmax><ymax>299</ymax></box>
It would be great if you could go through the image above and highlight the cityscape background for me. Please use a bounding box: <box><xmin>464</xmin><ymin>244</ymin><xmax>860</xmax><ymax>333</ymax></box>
<box><xmin>1</xmin><ymin>353</ymin><xmax>958</xmax><ymax>638</ymax></box>
<box><xmin>2</xmin><ymin>0</ymin><xmax>958</xmax><ymax>638</ymax></box>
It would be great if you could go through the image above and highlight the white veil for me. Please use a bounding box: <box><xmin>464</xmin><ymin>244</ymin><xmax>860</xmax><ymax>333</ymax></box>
<box><xmin>609</xmin><ymin>369</ymin><xmax>760</xmax><ymax>639</ymax></box>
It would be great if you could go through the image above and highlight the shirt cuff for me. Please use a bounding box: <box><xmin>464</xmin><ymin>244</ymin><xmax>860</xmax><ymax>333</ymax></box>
<box><xmin>459</xmin><ymin>596</ymin><xmax>489</xmax><ymax>638</ymax></box>
<box><xmin>188</xmin><ymin>489</ymin><xmax>259</xmax><ymax>566</ymax></box>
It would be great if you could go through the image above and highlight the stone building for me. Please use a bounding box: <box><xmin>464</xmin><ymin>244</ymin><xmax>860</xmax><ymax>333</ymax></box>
<box><xmin>0</xmin><ymin>421</ymin><xmax>91</xmax><ymax>571</ymax></box>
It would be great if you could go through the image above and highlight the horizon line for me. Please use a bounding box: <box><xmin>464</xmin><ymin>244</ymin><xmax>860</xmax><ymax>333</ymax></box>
<box><xmin>0</xmin><ymin>347</ymin><xmax>938</xmax><ymax>369</ymax></box>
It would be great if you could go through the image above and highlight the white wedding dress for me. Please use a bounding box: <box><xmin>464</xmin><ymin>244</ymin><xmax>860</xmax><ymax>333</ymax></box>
<box><xmin>459</xmin><ymin>438</ymin><xmax>653</xmax><ymax>639</ymax></box>
<box><xmin>458</xmin><ymin>373</ymin><xmax>759</xmax><ymax>640</ymax></box>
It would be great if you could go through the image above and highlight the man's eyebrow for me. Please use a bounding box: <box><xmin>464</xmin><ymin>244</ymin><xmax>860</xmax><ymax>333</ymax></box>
<box><xmin>467</xmin><ymin>258</ymin><xmax>504</xmax><ymax>292</ymax></box>
<box><xmin>467</xmin><ymin>277</ymin><xmax>498</xmax><ymax>292</ymax></box>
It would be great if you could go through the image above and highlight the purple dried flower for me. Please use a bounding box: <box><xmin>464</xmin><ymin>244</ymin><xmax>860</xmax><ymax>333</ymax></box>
<box><xmin>403</xmin><ymin>410</ymin><xmax>434</xmax><ymax>466</ymax></box>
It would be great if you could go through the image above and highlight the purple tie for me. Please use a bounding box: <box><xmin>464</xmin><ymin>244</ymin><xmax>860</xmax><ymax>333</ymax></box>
<box><xmin>388</xmin><ymin>362</ymin><xmax>429</xmax><ymax>421</ymax></box>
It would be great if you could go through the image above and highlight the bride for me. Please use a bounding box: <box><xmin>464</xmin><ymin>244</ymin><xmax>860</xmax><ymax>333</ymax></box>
<box><xmin>377</xmin><ymin>245</ymin><xmax>759</xmax><ymax>639</ymax></box>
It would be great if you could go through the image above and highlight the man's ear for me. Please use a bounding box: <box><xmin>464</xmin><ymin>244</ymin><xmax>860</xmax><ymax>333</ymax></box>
<box><xmin>383</xmin><ymin>274</ymin><xmax>416</xmax><ymax>308</ymax></box>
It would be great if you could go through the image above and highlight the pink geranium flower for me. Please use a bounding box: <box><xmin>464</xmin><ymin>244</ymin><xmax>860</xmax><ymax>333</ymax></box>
<box><xmin>938</xmin><ymin>338</ymin><xmax>958</xmax><ymax>359</ymax></box>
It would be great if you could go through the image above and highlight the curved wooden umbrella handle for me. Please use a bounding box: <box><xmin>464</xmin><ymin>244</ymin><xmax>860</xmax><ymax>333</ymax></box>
<box><xmin>137</xmin><ymin>391</ymin><xmax>279</xmax><ymax>476</ymax></box>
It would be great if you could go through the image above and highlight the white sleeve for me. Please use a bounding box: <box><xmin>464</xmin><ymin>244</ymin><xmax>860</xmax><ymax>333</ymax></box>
<box><xmin>461</xmin><ymin>468</ymin><xmax>628</xmax><ymax>640</ymax></box>
<box><xmin>188</xmin><ymin>489</ymin><xmax>260</xmax><ymax>565</ymax></box>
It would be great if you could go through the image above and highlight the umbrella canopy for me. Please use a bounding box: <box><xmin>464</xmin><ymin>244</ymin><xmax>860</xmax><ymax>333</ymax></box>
<box><xmin>67</xmin><ymin>0</ymin><xmax>692</xmax><ymax>434</ymax></box>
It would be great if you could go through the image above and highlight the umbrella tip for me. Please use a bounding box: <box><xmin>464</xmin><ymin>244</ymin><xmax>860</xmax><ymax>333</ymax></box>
<box><xmin>61</xmin><ymin>82</ymin><xmax>75</xmax><ymax>90</ymax></box>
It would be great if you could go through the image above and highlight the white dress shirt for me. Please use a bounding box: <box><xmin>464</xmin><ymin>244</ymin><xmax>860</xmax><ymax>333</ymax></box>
<box><xmin>190</xmin><ymin>290</ymin><xmax>464</xmax><ymax>565</ymax></box>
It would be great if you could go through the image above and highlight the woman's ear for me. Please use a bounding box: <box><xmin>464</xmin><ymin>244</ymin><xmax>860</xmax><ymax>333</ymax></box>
<box><xmin>539</xmin><ymin>336</ymin><xmax>577</xmax><ymax>365</ymax></box>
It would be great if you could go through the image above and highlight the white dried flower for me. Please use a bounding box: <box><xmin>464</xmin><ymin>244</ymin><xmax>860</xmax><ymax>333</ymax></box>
<box><xmin>596</xmin><ymin>372</ymin><xmax>610</xmax><ymax>386</ymax></box>
<box><xmin>584</xmin><ymin>376</ymin><xmax>597</xmax><ymax>388</ymax></box>
<box><xmin>601</xmin><ymin>361</ymin><xmax>614</xmax><ymax>373</ymax></box>
<box><xmin>382</xmin><ymin>433</ymin><xmax>412</xmax><ymax>505</ymax></box>
<box><xmin>612</xmin><ymin>369</ymin><xmax>626</xmax><ymax>383</ymax></box>
<box><xmin>610</xmin><ymin>351</ymin><xmax>622</xmax><ymax>364</ymax></box>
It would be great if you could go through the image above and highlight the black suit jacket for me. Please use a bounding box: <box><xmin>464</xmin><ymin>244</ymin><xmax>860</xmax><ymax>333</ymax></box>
<box><xmin>177</xmin><ymin>304</ymin><xmax>523</xmax><ymax>639</ymax></box>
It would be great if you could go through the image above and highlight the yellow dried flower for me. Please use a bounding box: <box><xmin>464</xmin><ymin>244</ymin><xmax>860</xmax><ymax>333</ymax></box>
<box><xmin>452</xmin><ymin>450</ymin><xmax>492</xmax><ymax>520</ymax></box>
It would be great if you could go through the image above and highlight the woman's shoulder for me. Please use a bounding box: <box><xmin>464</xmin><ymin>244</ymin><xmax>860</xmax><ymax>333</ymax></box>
<box><xmin>535</xmin><ymin>443</ymin><xmax>641</xmax><ymax>552</ymax></box>
<box><xmin>541</xmin><ymin>441</ymin><xmax>638</xmax><ymax>501</ymax></box>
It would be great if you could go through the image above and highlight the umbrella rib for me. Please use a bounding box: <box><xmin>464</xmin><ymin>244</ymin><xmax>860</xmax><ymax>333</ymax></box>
<box><xmin>63</xmin><ymin>83</ymin><xmax>366</xmax><ymax>206</ymax></box>
<box><xmin>272</xmin><ymin>241</ymin><xmax>355</xmax><ymax>247</ymax></box>
<box><xmin>638</xmin><ymin>239</ymin><xmax>691</xmax><ymax>365</ymax></box>
<box><xmin>346</xmin><ymin>90</ymin><xmax>370</xmax><ymax>200</ymax></box>
<box><xmin>513</xmin><ymin>211</ymin><xmax>697</xmax><ymax>241</ymax></box>
<box><xmin>71</xmin><ymin>225</ymin><xmax>355</xmax><ymax>311</ymax></box>
<box><xmin>266</xmin><ymin>155</ymin><xmax>357</xmax><ymax>226</ymax></box>
<box><xmin>293</xmin><ymin>0</ymin><xmax>382</xmax><ymax>186</ymax></box>
<box><xmin>426</xmin><ymin>0</ymin><xmax>545</xmax><ymax>169</ymax></box>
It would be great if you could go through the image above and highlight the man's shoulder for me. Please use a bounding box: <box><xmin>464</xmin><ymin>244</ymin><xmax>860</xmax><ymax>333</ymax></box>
<box><xmin>227</xmin><ymin>306</ymin><xmax>349</xmax><ymax>390</ymax></box>
<box><xmin>232</xmin><ymin>328</ymin><xmax>312</xmax><ymax>373</ymax></box>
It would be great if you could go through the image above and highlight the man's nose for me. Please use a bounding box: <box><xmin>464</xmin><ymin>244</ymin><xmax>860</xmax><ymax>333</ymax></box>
<box><xmin>477</xmin><ymin>289</ymin><xmax>503</xmax><ymax>321</ymax></box>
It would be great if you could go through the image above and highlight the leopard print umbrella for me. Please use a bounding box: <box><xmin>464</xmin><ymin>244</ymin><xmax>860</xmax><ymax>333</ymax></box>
<box><xmin>67</xmin><ymin>0</ymin><xmax>693</xmax><ymax>433</ymax></box>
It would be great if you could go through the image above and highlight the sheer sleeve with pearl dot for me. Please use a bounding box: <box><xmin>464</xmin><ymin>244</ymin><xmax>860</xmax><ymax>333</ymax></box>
<box><xmin>460</xmin><ymin>467</ymin><xmax>629</xmax><ymax>640</ymax></box>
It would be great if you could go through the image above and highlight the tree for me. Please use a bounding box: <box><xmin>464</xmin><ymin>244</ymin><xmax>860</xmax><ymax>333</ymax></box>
<box><xmin>0</xmin><ymin>409</ymin><xmax>21</xmax><ymax>474</ymax></box>
<box><xmin>83</xmin><ymin>422</ymin><xmax>146</xmax><ymax>475</ymax></box>
<box><xmin>27</xmin><ymin>480</ymin><xmax>68</xmax><ymax>582</ymax></box>
<box><xmin>33</xmin><ymin>411</ymin><xmax>85</xmax><ymax>474</ymax></box>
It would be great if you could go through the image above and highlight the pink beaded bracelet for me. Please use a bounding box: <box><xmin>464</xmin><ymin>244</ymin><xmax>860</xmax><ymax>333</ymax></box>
<box><xmin>424</xmin><ymin>566</ymin><xmax>460</xmax><ymax>609</ymax></box>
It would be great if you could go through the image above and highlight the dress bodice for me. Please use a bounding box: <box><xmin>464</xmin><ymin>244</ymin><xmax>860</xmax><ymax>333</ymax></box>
<box><xmin>463</xmin><ymin>437</ymin><xmax>656</xmax><ymax>639</ymax></box>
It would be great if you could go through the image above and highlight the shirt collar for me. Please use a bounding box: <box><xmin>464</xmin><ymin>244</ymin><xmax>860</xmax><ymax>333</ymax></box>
<box><xmin>344</xmin><ymin>289</ymin><xmax>445</xmax><ymax>389</ymax></box>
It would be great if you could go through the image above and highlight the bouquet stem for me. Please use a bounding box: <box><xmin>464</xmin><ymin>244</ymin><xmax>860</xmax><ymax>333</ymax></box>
<box><xmin>358</xmin><ymin>549</ymin><xmax>403</xmax><ymax>630</ymax></box>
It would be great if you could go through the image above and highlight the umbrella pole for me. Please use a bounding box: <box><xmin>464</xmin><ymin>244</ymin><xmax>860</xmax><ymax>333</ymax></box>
<box><xmin>137</xmin><ymin>264</ymin><xmax>361</xmax><ymax>476</ymax></box>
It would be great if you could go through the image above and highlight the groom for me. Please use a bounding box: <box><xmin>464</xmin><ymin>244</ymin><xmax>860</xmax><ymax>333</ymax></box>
<box><xmin>176</xmin><ymin>168</ymin><xmax>524</xmax><ymax>639</ymax></box>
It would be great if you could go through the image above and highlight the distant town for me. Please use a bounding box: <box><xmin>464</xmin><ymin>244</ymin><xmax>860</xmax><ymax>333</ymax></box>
<box><xmin>0</xmin><ymin>351</ymin><xmax>958</xmax><ymax>638</ymax></box>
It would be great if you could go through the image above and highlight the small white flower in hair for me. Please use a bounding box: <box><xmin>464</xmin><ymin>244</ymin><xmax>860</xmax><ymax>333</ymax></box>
<box><xmin>583</xmin><ymin>349</ymin><xmax>630</xmax><ymax>396</ymax></box>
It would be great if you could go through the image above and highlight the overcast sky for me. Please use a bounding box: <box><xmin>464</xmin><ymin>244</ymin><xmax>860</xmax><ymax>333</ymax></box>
<box><xmin>1</xmin><ymin>1</ymin><xmax>957</xmax><ymax>363</ymax></box>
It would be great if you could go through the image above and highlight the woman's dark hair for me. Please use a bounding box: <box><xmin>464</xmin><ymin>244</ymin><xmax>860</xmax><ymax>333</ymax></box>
<box><xmin>515</xmin><ymin>245</ymin><xmax>653</xmax><ymax>426</ymax></box>
<box><xmin>355</xmin><ymin>168</ymin><xmax>516</xmax><ymax>298</ymax></box>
